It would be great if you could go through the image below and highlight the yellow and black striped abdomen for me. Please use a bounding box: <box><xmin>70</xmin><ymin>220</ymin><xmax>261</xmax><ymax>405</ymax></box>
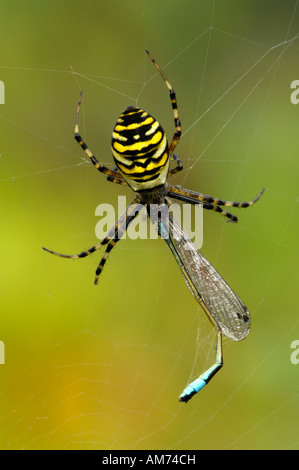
<box><xmin>111</xmin><ymin>106</ymin><xmax>169</xmax><ymax>191</ymax></box>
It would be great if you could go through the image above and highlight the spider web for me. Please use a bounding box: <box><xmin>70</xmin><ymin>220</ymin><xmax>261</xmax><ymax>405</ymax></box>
<box><xmin>0</xmin><ymin>0</ymin><xmax>298</xmax><ymax>450</ymax></box>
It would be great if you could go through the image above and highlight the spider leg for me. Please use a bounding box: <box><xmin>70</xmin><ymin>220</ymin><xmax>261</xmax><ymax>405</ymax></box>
<box><xmin>94</xmin><ymin>197</ymin><xmax>144</xmax><ymax>284</ymax></box>
<box><xmin>145</xmin><ymin>50</ymin><xmax>181</xmax><ymax>157</ymax></box>
<box><xmin>167</xmin><ymin>184</ymin><xmax>265</xmax><ymax>207</ymax></box>
<box><xmin>106</xmin><ymin>167</ymin><xmax>126</xmax><ymax>185</ymax></box>
<box><xmin>106</xmin><ymin>174</ymin><xmax>127</xmax><ymax>185</ymax></box>
<box><xmin>201</xmin><ymin>203</ymin><xmax>238</xmax><ymax>222</ymax></box>
<box><xmin>168</xmin><ymin>153</ymin><xmax>183</xmax><ymax>177</ymax></box>
<box><xmin>167</xmin><ymin>185</ymin><xmax>264</xmax><ymax>222</ymax></box>
<box><xmin>42</xmin><ymin>195</ymin><xmax>142</xmax><ymax>261</ymax></box>
<box><xmin>167</xmin><ymin>190</ymin><xmax>238</xmax><ymax>222</ymax></box>
<box><xmin>42</xmin><ymin>240</ymin><xmax>108</xmax><ymax>259</ymax></box>
<box><xmin>74</xmin><ymin>91</ymin><xmax>127</xmax><ymax>186</ymax></box>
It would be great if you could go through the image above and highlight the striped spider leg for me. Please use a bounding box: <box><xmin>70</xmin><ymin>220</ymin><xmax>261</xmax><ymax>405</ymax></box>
<box><xmin>74</xmin><ymin>90</ymin><xmax>127</xmax><ymax>186</ymax></box>
<box><xmin>167</xmin><ymin>184</ymin><xmax>265</xmax><ymax>222</ymax></box>
<box><xmin>145</xmin><ymin>49</ymin><xmax>182</xmax><ymax>158</ymax></box>
<box><xmin>43</xmin><ymin>195</ymin><xmax>143</xmax><ymax>284</ymax></box>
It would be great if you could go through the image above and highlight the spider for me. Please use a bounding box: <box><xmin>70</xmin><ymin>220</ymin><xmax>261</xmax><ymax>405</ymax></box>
<box><xmin>43</xmin><ymin>49</ymin><xmax>264</xmax><ymax>286</ymax></box>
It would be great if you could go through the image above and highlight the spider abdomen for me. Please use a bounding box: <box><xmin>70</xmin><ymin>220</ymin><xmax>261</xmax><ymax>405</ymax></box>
<box><xmin>111</xmin><ymin>106</ymin><xmax>170</xmax><ymax>191</ymax></box>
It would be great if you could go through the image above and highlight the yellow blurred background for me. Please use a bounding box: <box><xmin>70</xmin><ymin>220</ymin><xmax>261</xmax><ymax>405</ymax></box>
<box><xmin>0</xmin><ymin>0</ymin><xmax>298</xmax><ymax>449</ymax></box>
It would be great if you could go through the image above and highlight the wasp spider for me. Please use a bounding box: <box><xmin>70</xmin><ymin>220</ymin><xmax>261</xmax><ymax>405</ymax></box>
<box><xmin>43</xmin><ymin>49</ymin><xmax>264</xmax><ymax>286</ymax></box>
<box><xmin>43</xmin><ymin>50</ymin><xmax>264</xmax><ymax>403</ymax></box>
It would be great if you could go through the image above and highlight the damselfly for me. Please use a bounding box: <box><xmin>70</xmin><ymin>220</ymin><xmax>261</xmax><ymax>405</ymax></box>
<box><xmin>159</xmin><ymin>210</ymin><xmax>253</xmax><ymax>402</ymax></box>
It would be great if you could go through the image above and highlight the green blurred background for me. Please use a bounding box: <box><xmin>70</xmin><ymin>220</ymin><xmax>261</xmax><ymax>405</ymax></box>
<box><xmin>0</xmin><ymin>0</ymin><xmax>298</xmax><ymax>450</ymax></box>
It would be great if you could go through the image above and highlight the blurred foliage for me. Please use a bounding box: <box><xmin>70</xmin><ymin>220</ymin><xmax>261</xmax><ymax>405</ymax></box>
<box><xmin>0</xmin><ymin>0</ymin><xmax>298</xmax><ymax>450</ymax></box>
